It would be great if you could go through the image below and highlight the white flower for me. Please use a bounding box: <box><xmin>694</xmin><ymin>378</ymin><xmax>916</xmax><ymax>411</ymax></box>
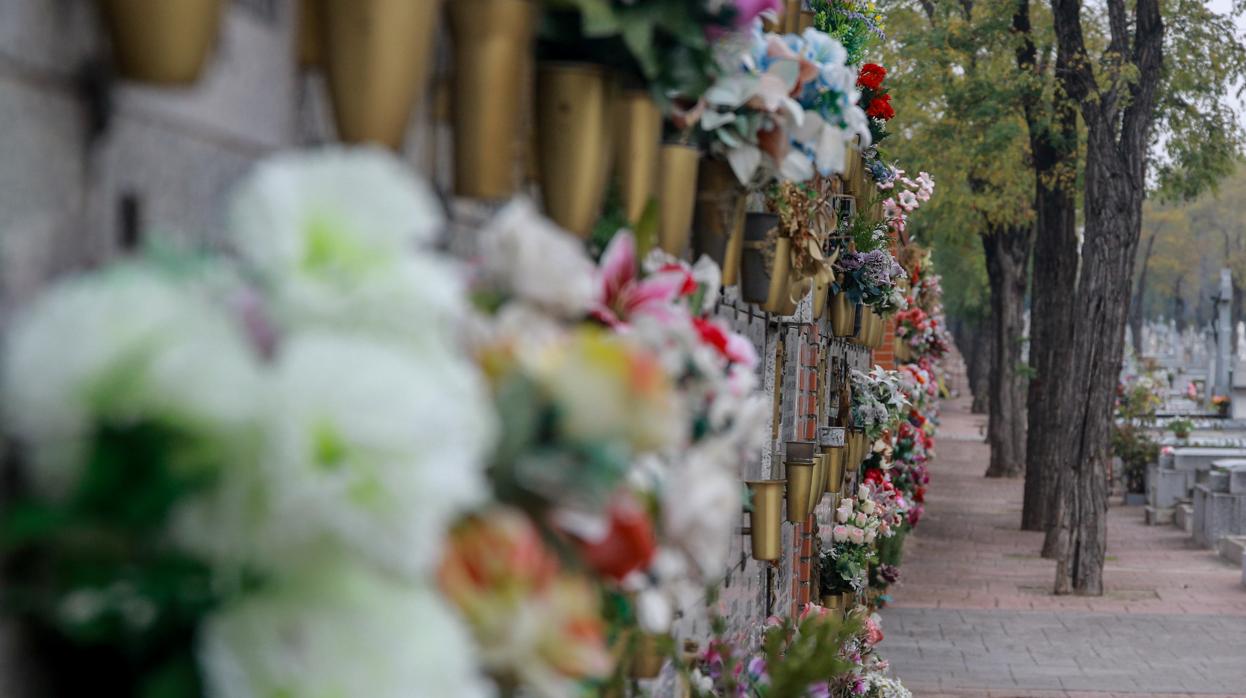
<box><xmin>200</xmin><ymin>564</ymin><xmax>493</xmax><ymax>698</ymax></box>
<box><xmin>228</xmin><ymin>147</ymin><xmax>463</xmax><ymax>350</ymax></box>
<box><xmin>861</xmin><ymin>499</ymin><xmax>876</xmax><ymax>515</ymax></box>
<box><xmin>209</xmin><ymin>333</ymin><xmax>493</xmax><ymax>578</ymax></box>
<box><xmin>3</xmin><ymin>264</ymin><xmax>261</xmax><ymax>497</ymax></box>
<box><xmin>661</xmin><ymin>444</ymin><xmax>744</xmax><ymax>576</ymax></box>
<box><xmin>477</xmin><ymin>198</ymin><xmax>597</xmax><ymax>318</ymax></box>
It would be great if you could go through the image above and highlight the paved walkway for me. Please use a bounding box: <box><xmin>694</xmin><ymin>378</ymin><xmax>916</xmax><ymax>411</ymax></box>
<box><xmin>881</xmin><ymin>356</ymin><xmax>1246</xmax><ymax>698</ymax></box>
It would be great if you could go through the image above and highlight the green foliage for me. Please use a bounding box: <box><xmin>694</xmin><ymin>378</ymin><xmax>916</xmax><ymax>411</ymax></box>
<box><xmin>761</xmin><ymin>614</ymin><xmax>860</xmax><ymax>698</ymax></box>
<box><xmin>1150</xmin><ymin>0</ymin><xmax>1246</xmax><ymax>202</ymax></box>
<box><xmin>1</xmin><ymin>423</ymin><xmax>243</xmax><ymax>696</ymax></box>
<box><xmin>540</xmin><ymin>0</ymin><xmax>730</xmax><ymax>100</ymax></box>
<box><xmin>1168</xmin><ymin>417</ymin><xmax>1194</xmax><ymax>437</ymax></box>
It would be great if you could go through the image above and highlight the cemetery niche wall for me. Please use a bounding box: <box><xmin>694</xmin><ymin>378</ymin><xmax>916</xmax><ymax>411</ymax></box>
<box><xmin>0</xmin><ymin>1</ymin><xmax>956</xmax><ymax>696</ymax></box>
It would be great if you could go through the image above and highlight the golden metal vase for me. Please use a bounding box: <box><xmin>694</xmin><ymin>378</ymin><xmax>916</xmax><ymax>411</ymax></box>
<box><xmin>98</xmin><ymin>0</ymin><xmax>222</xmax><ymax>84</ymax></box>
<box><xmin>785</xmin><ymin>458</ymin><xmax>815</xmax><ymax>523</ymax></box>
<box><xmin>692</xmin><ymin>158</ymin><xmax>748</xmax><ymax>285</ymax></box>
<box><xmin>658</xmin><ymin>144</ymin><xmax>701</xmax><ymax>257</ymax></box>
<box><xmin>614</xmin><ymin>91</ymin><xmax>663</xmax><ymax>223</ymax></box>
<box><xmin>870</xmin><ymin>310</ymin><xmax>887</xmax><ymax>348</ymax></box>
<box><xmin>320</xmin><ymin>0</ymin><xmax>441</xmax><ymax>148</ymax></box>
<box><xmin>297</xmin><ymin>0</ymin><xmax>321</xmax><ymax>67</ymax></box>
<box><xmin>812</xmin><ymin>276</ymin><xmax>830</xmax><ymax>319</ymax></box>
<box><xmin>630</xmin><ymin>632</ymin><xmax>667</xmax><ymax>679</ymax></box>
<box><xmin>829</xmin><ymin>285</ymin><xmax>856</xmax><ymax>337</ymax></box>
<box><xmin>746</xmin><ymin>480</ymin><xmax>785</xmax><ymax>562</ymax></box>
<box><xmin>894</xmin><ymin>336</ymin><xmax>913</xmax><ymax>363</ymax></box>
<box><xmin>537</xmin><ymin>62</ymin><xmax>616</xmax><ymax>237</ymax></box>
<box><xmin>763</xmin><ymin>237</ymin><xmax>794</xmax><ymax>314</ymax></box>
<box><xmin>808</xmin><ymin>453</ymin><xmax>828</xmax><ymax>513</ymax></box>
<box><xmin>448</xmin><ymin>0</ymin><xmax>536</xmax><ymax>199</ymax></box>
<box><xmin>852</xmin><ymin>305</ymin><xmax>871</xmax><ymax>345</ymax></box>
<box><xmin>824</xmin><ymin>446</ymin><xmax>845</xmax><ymax>494</ymax></box>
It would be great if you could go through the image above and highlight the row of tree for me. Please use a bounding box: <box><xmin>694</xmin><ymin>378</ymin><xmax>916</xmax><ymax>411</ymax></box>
<box><xmin>878</xmin><ymin>0</ymin><xmax>1246</xmax><ymax>594</ymax></box>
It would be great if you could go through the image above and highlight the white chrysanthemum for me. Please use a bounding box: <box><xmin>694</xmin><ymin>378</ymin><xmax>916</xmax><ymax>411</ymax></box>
<box><xmin>3</xmin><ymin>264</ymin><xmax>261</xmax><ymax>496</ymax></box>
<box><xmin>478</xmin><ymin>198</ymin><xmax>597</xmax><ymax>318</ymax></box>
<box><xmin>228</xmin><ymin>147</ymin><xmax>462</xmax><ymax>348</ymax></box>
<box><xmin>228</xmin><ymin>146</ymin><xmax>443</xmax><ymax>273</ymax></box>
<box><xmin>200</xmin><ymin>564</ymin><xmax>494</xmax><ymax>698</ymax></box>
<box><xmin>249</xmin><ymin>332</ymin><xmax>494</xmax><ymax>578</ymax></box>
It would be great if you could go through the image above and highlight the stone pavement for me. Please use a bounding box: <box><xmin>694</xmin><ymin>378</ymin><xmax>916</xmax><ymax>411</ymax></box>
<box><xmin>880</xmin><ymin>357</ymin><xmax>1246</xmax><ymax>697</ymax></box>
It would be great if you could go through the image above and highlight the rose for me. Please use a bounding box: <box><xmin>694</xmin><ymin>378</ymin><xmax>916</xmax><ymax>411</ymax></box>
<box><xmin>857</xmin><ymin>63</ymin><xmax>887</xmax><ymax>90</ymax></box>
<box><xmin>836</xmin><ymin>502</ymin><xmax>853</xmax><ymax>523</ymax></box>
<box><xmin>866</xmin><ymin>94</ymin><xmax>894</xmax><ymax>120</ymax></box>
<box><xmin>860</xmin><ymin>499</ymin><xmax>876</xmax><ymax>515</ymax></box>
<box><xmin>854</xmin><ymin>512</ymin><xmax>868</xmax><ymax>527</ymax></box>
<box><xmin>864</xmin><ymin>529</ymin><xmax>877</xmax><ymax>544</ymax></box>
<box><xmin>849</xmin><ymin>527</ymin><xmax>865</xmax><ymax>544</ymax></box>
<box><xmin>832</xmin><ymin>525</ymin><xmax>849</xmax><ymax>542</ymax></box>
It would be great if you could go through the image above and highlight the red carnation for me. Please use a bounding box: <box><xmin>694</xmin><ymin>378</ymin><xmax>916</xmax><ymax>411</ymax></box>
<box><xmin>858</xmin><ymin>63</ymin><xmax>887</xmax><ymax>90</ymax></box>
<box><xmin>866</xmin><ymin>94</ymin><xmax>895</xmax><ymax>120</ymax></box>
<box><xmin>659</xmin><ymin>263</ymin><xmax>698</xmax><ymax>296</ymax></box>
<box><xmin>693</xmin><ymin>317</ymin><xmax>731</xmax><ymax>357</ymax></box>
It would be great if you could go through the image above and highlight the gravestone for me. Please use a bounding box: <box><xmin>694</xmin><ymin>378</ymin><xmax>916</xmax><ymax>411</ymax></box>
<box><xmin>1191</xmin><ymin>459</ymin><xmax>1246</xmax><ymax>548</ymax></box>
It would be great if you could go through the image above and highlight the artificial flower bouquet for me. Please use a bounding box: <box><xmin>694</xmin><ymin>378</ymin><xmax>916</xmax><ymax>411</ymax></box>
<box><xmin>850</xmin><ymin>367</ymin><xmax>909</xmax><ymax>442</ymax></box>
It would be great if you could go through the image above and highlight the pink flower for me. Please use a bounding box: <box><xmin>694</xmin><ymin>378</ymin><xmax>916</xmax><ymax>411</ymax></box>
<box><xmin>693</xmin><ymin>317</ymin><xmax>759</xmax><ymax>368</ymax></box>
<box><xmin>731</xmin><ymin>0</ymin><xmax>783</xmax><ymax>27</ymax></box>
<box><xmin>832</xmin><ymin>525</ymin><xmax>849</xmax><ymax>542</ymax></box>
<box><xmin>864</xmin><ymin>615</ymin><xmax>885</xmax><ymax>646</ymax></box>
<box><xmin>592</xmin><ymin>233</ymin><xmax>692</xmax><ymax>328</ymax></box>
<box><xmin>849</xmin><ymin>527</ymin><xmax>865</xmax><ymax>544</ymax></box>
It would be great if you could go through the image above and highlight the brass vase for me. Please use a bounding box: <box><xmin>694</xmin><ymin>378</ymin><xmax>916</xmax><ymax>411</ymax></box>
<box><xmin>843</xmin><ymin>137</ymin><xmax>865</xmax><ymax>197</ymax></box>
<box><xmin>692</xmin><ymin>158</ymin><xmax>748</xmax><ymax>285</ymax></box>
<box><xmin>448</xmin><ymin>0</ymin><xmax>536</xmax><ymax>199</ymax></box>
<box><xmin>812</xmin><ymin>276</ymin><xmax>829</xmax><ymax>319</ymax></box>
<box><xmin>740</xmin><ymin>213</ymin><xmax>781</xmax><ymax>305</ymax></box>
<box><xmin>614</xmin><ymin>91</ymin><xmax>663</xmax><ymax>223</ymax></box>
<box><xmin>98</xmin><ymin>0</ymin><xmax>222</xmax><ymax>84</ymax></box>
<box><xmin>658</xmin><ymin>144</ymin><xmax>701</xmax><ymax>257</ymax></box>
<box><xmin>824</xmin><ymin>445</ymin><xmax>846</xmax><ymax>494</ymax></box>
<box><xmin>537</xmin><ymin>62</ymin><xmax>616</xmax><ymax>237</ymax></box>
<box><xmin>746</xmin><ymin>480</ymin><xmax>785</xmax><ymax>561</ymax></box>
<box><xmin>869</xmin><ymin>310</ymin><xmax>886</xmax><ymax>348</ymax></box>
<box><xmin>808</xmin><ymin>452</ymin><xmax>828</xmax><ymax>513</ymax></box>
<box><xmin>787</xmin><ymin>440</ymin><xmax>818</xmax><ymax>461</ymax></box>
<box><xmin>785</xmin><ymin>458</ymin><xmax>815</xmax><ymax>523</ymax></box>
<box><xmin>764</xmin><ymin>237</ymin><xmax>794</xmax><ymax>314</ymax></box>
<box><xmin>842</xmin><ymin>590</ymin><xmax>855</xmax><ymax>612</ymax></box>
<box><xmin>847</xmin><ymin>306</ymin><xmax>867</xmax><ymax>346</ymax></box>
<box><xmin>630</xmin><ymin>632</ymin><xmax>667</xmax><ymax>679</ymax></box>
<box><xmin>297</xmin><ymin>0</ymin><xmax>321</xmax><ymax>67</ymax></box>
<box><xmin>320</xmin><ymin>0</ymin><xmax>441</xmax><ymax>148</ymax></box>
<box><xmin>829</xmin><ymin>283</ymin><xmax>856</xmax><ymax>337</ymax></box>
<box><xmin>797</xmin><ymin>9</ymin><xmax>816</xmax><ymax>31</ymax></box>
<box><xmin>820</xmin><ymin>593</ymin><xmax>845</xmax><ymax>613</ymax></box>
<box><xmin>895</xmin><ymin>336</ymin><xmax>913</xmax><ymax>363</ymax></box>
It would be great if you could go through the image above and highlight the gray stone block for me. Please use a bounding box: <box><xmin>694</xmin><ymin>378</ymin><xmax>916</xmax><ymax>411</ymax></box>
<box><xmin>1151</xmin><ymin>467</ymin><xmax>1191</xmax><ymax>509</ymax></box>
<box><xmin>1192</xmin><ymin>484</ymin><xmax>1246</xmax><ymax>548</ymax></box>
<box><xmin>1218</xmin><ymin>535</ymin><xmax>1246</xmax><ymax>565</ymax></box>
<box><xmin>1208</xmin><ymin>470</ymin><xmax>1232</xmax><ymax>493</ymax></box>
<box><xmin>1145</xmin><ymin>505</ymin><xmax>1175</xmax><ymax>525</ymax></box>
<box><xmin>1176</xmin><ymin>502</ymin><xmax>1194</xmax><ymax>533</ymax></box>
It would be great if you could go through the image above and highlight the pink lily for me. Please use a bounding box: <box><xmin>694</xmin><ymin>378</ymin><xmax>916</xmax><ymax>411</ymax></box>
<box><xmin>593</xmin><ymin>232</ymin><xmax>692</xmax><ymax>328</ymax></box>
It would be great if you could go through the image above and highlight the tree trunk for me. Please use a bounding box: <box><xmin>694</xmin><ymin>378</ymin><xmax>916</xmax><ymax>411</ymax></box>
<box><xmin>983</xmin><ymin>225</ymin><xmax>1032</xmax><ymax>478</ymax></box>
<box><xmin>1174</xmin><ymin>276</ymin><xmax>1186</xmax><ymax>331</ymax></box>
<box><xmin>1129</xmin><ymin>233</ymin><xmax>1156</xmax><ymax>356</ymax></box>
<box><xmin>1022</xmin><ymin>113</ymin><xmax>1078</xmax><ymax>531</ymax></box>
<box><xmin>1045</xmin><ymin>0</ymin><xmax>1163</xmax><ymax>595</ymax></box>
<box><xmin>955</xmin><ymin>314</ymin><xmax>993</xmax><ymax>415</ymax></box>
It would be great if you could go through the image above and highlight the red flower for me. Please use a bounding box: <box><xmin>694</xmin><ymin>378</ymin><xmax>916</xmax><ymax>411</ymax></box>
<box><xmin>692</xmin><ymin>317</ymin><xmax>759</xmax><ymax>367</ymax></box>
<box><xmin>866</xmin><ymin>94</ymin><xmax>895</xmax><ymax>120</ymax></box>
<box><xmin>858</xmin><ymin>63</ymin><xmax>887</xmax><ymax>90</ymax></box>
<box><xmin>574</xmin><ymin>496</ymin><xmax>657</xmax><ymax>581</ymax></box>
<box><xmin>659</xmin><ymin>263</ymin><xmax>698</xmax><ymax>296</ymax></box>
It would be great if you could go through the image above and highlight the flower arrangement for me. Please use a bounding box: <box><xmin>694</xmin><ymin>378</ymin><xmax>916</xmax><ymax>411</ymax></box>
<box><xmin>820</xmin><ymin>487</ymin><xmax>887</xmax><ymax>594</ymax></box>
<box><xmin>809</xmin><ymin>0</ymin><xmax>886</xmax><ymax>66</ymax></box>
<box><xmin>894</xmin><ymin>306</ymin><xmax>949</xmax><ymax>360</ymax></box>
<box><xmin>693</xmin><ymin>21</ymin><xmax>869</xmax><ymax>187</ymax></box>
<box><xmin>856</xmin><ymin>63</ymin><xmax>893</xmax><ymax>143</ymax></box>
<box><xmin>850</xmin><ymin>367</ymin><xmax>909</xmax><ymax>441</ymax></box>
<box><xmin>1</xmin><ymin>148</ymin><xmax>500</xmax><ymax>696</ymax></box>
<box><xmin>1168</xmin><ymin>417</ymin><xmax>1194</xmax><ymax>439</ymax></box>
<box><xmin>836</xmin><ymin>249</ymin><xmax>907</xmax><ymax>313</ymax></box>
<box><xmin>766</xmin><ymin>178</ymin><xmax>838</xmax><ymax>286</ymax></box>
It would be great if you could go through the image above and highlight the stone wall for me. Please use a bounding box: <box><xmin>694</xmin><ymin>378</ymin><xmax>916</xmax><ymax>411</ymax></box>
<box><xmin>0</xmin><ymin>0</ymin><xmax>878</xmax><ymax>672</ymax></box>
